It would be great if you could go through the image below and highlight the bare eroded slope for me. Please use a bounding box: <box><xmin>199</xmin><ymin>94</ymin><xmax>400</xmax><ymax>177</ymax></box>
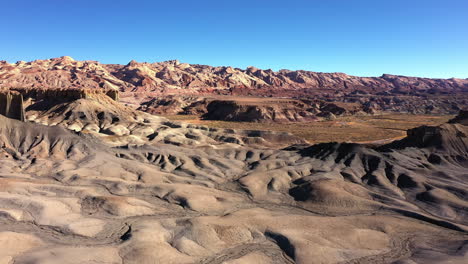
<box><xmin>0</xmin><ymin>94</ymin><xmax>466</xmax><ymax>263</ymax></box>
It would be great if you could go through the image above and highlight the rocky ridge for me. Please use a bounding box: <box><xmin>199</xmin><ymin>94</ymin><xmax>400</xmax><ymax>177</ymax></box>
<box><xmin>1</xmin><ymin>57</ymin><xmax>467</xmax><ymax>96</ymax></box>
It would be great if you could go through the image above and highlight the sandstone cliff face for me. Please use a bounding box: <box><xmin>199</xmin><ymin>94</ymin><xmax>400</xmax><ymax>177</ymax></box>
<box><xmin>0</xmin><ymin>87</ymin><xmax>119</xmax><ymax>122</ymax></box>
<box><xmin>1</xmin><ymin>57</ymin><xmax>467</xmax><ymax>96</ymax></box>
<box><xmin>0</xmin><ymin>90</ymin><xmax>25</xmax><ymax>121</ymax></box>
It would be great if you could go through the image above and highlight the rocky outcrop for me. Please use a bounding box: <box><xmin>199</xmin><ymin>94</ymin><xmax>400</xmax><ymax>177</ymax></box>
<box><xmin>4</xmin><ymin>87</ymin><xmax>119</xmax><ymax>102</ymax></box>
<box><xmin>340</xmin><ymin>94</ymin><xmax>467</xmax><ymax>115</ymax></box>
<box><xmin>0</xmin><ymin>57</ymin><xmax>127</xmax><ymax>91</ymax></box>
<box><xmin>202</xmin><ymin>99</ymin><xmax>318</xmax><ymax>123</ymax></box>
<box><xmin>0</xmin><ymin>90</ymin><xmax>25</xmax><ymax>121</ymax></box>
<box><xmin>138</xmin><ymin>96</ymin><xmax>210</xmax><ymax>115</ymax></box>
<box><xmin>0</xmin><ymin>87</ymin><xmax>119</xmax><ymax>122</ymax></box>
<box><xmin>105</xmin><ymin>89</ymin><xmax>119</xmax><ymax>101</ymax></box>
<box><xmin>381</xmin><ymin>111</ymin><xmax>467</xmax><ymax>152</ymax></box>
<box><xmin>138</xmin><ymin>96</ymin><xmax>370</xmax><ymax>123</ymax></box>
<box><xmin>449</xmin><ymin>109</ymin><xmax>468</xmax><ymax>125</ymax></box>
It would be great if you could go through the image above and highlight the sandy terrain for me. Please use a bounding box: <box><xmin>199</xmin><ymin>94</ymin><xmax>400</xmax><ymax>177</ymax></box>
<box><xmin>0</xmin><ymin>93</ymin><xmax>466</xmax><ymax>263</ymax></box>
<box><xmin>163</xmin><ymin>113</ymin><xmax>452</xmax><ymax>144</ymax></box>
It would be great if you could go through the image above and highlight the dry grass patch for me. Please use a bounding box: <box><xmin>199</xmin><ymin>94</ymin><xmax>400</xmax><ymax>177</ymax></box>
<box><xmin>162</xmin><ymin>114</ymin><xmax>453</xmax><ymax>144</ymax></box>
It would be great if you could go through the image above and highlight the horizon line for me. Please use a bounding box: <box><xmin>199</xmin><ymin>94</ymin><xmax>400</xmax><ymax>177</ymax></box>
<box><xmin>2</xmin><ymin>55</ymin><xmax>467</xmax><ymax>80</ymax></box>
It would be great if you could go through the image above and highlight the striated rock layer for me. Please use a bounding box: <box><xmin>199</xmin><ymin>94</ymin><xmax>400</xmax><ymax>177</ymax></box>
<box><xmin>1</xmin><ymin>57</ymin><xmax>467</xmax><ymax>96</ymax></box>
<box><xmin>2</xmin><ymin>56</ymin><xmax>467</xmax><ymax>117</ymax></box>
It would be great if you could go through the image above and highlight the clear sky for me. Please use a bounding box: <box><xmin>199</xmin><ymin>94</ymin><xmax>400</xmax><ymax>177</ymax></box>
<box><xmin>1</xmin><ymin>0</ymin><xmax>467</xmax><ymax>78</ymax></box>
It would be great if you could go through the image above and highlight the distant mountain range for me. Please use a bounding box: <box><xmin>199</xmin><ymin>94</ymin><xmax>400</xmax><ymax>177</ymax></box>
<box><xmin>1</xmin><ymin>56</ymin><xmax>467</xmax><ymax>96</ymax></box>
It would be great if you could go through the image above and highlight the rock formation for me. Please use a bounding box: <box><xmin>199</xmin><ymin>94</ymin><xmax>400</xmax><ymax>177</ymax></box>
<box><xmin>449</xmin><ymin>109</ymin><xmax>468</xmax><ymax>125</ymax></box>
<box><xmin>0</xmin><ymin>87</ymin><xmax>119</xmax><ymax>123</ymax></box>
<box><xmin>1</xmin><ymin>57</ymin><xmax>467</xmax><ymax>96</ymax></box>
<box><xmin>2</xmin><ymin>56</ymin><xmax>467</xmax><ymax>116</ymax></box>
<box><xmin>0</xmin><ymin>90</ymin><xmax>25</xmax><ymax>121</ymax></box>
<box><xmin>9</xmin><ymin>87</ymin><xmax>119</xmax><ymax>101</ymax></box>
<box><xmin>138</xmin><ymin>95</ymin><xmax>371</xmax><ymax>123</ymax></box>
<box><xmin>138</xmin><ymin>95</ymin><xmax>211</xmax><ymax>115</ymax></box>
<box><xmin>202</xmin><ymin>99</ymin><xmax>319</xmax><ymax>123</ymax></box>
<box><xmin>0</xmin><ymin>58</ymin><xmax>467</xmax><ymax>263</ymax></box>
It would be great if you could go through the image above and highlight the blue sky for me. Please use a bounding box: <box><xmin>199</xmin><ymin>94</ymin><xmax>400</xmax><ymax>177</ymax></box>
<box><xmin>1</xmin><ymin>0</ymin><xmax>467</xmax><ymax>78</ymax></box>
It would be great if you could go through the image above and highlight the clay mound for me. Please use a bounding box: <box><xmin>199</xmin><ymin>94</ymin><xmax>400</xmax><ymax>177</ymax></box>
<box><xmin>0</xmin><ymin>115</ymin><xmax>93</xmax><ymax>159</ymax></box>
<box><xmin>285</xmin><ymin>120</ymin><xmax>468</xmax><ymax>224</ymax></box>
<box><xmin>383</xmin><ymin>122</ymin><xmax>468</xmax><ymax>154</ymax></box>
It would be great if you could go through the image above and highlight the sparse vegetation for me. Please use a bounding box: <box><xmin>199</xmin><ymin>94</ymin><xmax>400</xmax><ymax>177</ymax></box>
<box><xmin>163</xmin><ymin>114</ymin><xmax>453</xmax><ymax>143</ymax></box>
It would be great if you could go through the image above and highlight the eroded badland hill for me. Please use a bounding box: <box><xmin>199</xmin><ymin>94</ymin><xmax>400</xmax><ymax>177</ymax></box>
<box><xmin>0</xmin><ymin>58</ymin><xmax>467</xmax><ymax>263</ymax></box>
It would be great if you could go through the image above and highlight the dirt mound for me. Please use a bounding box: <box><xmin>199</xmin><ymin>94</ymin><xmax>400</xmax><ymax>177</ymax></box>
<box><xmin>0</xmin><ymin>115</ymin><xmax>93</xmax><ymax>159</ymax></box>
